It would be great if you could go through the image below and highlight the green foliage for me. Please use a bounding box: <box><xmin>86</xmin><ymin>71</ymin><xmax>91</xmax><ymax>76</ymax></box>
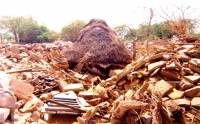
<box><xmin>135</xmin><ymin>22</ymin><xmax>175</xmax><ymax>41</ymax></box>
<box><xmin>151</xmin><ymin>23</ymin><xmax>174</xmax><ymax>39</ymax></box>
<box><xmin>61</xmin><ymin>20</ymin><xmax>85</xmax><ymax>42</ymax></box>
<box><xmin>0</xmin><ymin>16</ymin><xmax>58</xmax><ymax>43</ymax></box>
<box><xmin>114</xmin><ymin>25</ymin><xmax>136</xmax><ymax>42</ymax></box>
<box><xmin>114</xmin><ymin>22</ymin><xmax>174</xmax><ymax>42</ymax></box>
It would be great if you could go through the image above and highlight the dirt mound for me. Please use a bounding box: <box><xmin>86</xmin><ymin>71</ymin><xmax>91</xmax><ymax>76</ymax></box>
<box><xmin>66</xmin><ymin>19</ymin><xmax>132</xmax><ymax>77</ymax></box>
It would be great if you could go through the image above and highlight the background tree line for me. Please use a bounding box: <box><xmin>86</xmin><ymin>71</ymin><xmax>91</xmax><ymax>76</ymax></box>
<box><xmin>0</xmin><ymin>16</ymin><xmax>58</xmax><ymax>43</ymax></box>
<box><xmin>0</xmin><ymin>15</ymin><xmax>199</xmax><ymax>43</ymax></box>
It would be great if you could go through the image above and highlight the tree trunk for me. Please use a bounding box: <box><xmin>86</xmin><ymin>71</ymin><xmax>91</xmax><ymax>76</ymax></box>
<box><xmin>13</xmin><ymin>30</ymin><xmax>19</xmax><ymax>43</ymax></box>
<box><xmin>0</xmin><ymin>34</ymin><xmax>2</xmax><ymax>43</ymax></box>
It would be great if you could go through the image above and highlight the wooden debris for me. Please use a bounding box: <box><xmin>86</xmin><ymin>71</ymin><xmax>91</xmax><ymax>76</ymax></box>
<box><xmin>111</xmin><ymin>100</ymin><xmax>148</xmax><ymax>124</ymax></box>
<box><xmin>134</xmin><ymin>80</ymin><xmax>149</xmax><ymax>99</ymax></box>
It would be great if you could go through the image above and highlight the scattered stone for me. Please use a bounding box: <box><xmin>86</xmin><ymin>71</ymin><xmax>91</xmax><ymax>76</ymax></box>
<box><xmin>189</xmin><ymin>60</ymin><xmax>200</xmax><ymax>73</ymax></box>
<box><xmin>174</xmin><ymin>98</ymin><xmax>191</xmax><ymax>106</ymax></box>
<box><xmin>184</xmin><ymin>86</ymin><xmax>200</xmax><ymax>97</ymax></box>
<box><xmin>179</xmin><ymin>78</ymin><xmax>194</xmax><ymax>90</ymax></box>
<box><xmin>10</xmin><ymin>79</ymin><xmax>34</xmax><ymax>100</ymax></box>
<box><xmin>58</xmin><ymin>80</ymin><xmax>84</xmax><ymax>92</ymax></box>
<box><xmin>184</xmin><ymin>75</ymin><xmax>200</xmax><ymax>84</ymax></box>
<box><xmin>160</xmin><ymin>69</ymin><xmax>180</xmax><ymax>81</ymax></box>
<box><xmin>168</xmin><ymin>89</ymin><xmax>184</xmax><ymax>99</ymax></box>
<box><xmin>147</xmin><ymin>61</ymin><xmax>166</xmax><ymax>73</ymax></box>
<box><xmin>0</xmin><ymin>108</ymin><xmax>10</xmax><ymax>123</ymax></box>
<box><xmin>153</xmin><ymin>80</ymin><xmax>173</xmax><ymax>97</ymax></box>
<box><xmin>191</xmin><ymin>97</ymin><xmax>200</xmax><ymax>106</ymax></box>
<box><xmin>166</xmin><ymin>62</ymin><xmax>176</xmax><ymax>69</ymax></box>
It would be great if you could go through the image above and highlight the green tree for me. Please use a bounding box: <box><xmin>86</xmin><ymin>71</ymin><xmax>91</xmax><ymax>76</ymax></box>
<box><xmin>0</xmin><ymin>16</ymin><xmax>58</xmax><ymax>43</ymax></box>
<box><xmin>114</xmin><ymin>25</ymin><xmax>136</xmax><ymax>42</ymax></box>
<box><xmin>135</xmin><ymin>22</ymin><xmax>174</xmax><ymax>40</ymax></box>
<box><xmin>61</xmin><ymin>20</ymin><xmax>85</xmax><ymax>42</ymax></box>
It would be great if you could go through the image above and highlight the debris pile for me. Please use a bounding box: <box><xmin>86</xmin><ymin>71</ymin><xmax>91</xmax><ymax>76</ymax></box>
<box><xmin>0</xmin><ymin>40</ymin><xmax>200</xmax><ymax>123</ymax></box>
<box><xmin>65</xmin><ymin>19</ymin><xmax>132</xmax><ymax>78</ymax></box>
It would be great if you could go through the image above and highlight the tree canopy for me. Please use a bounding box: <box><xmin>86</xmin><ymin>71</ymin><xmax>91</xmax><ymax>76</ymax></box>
<box><xmin>0</xmin><ymin>16</ymin><xmax>58</xmax><ymax>43</ymax></box>
<box><xmin>61</xmin><ymin>20</ymin><xmax>86</xmax><ymax>42</ymax></box>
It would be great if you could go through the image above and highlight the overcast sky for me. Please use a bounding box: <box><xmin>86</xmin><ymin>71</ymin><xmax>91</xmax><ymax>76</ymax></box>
<box><xmin>0</xmin><ymin>0</ymin><xmax>199</xmax><ymax>32</ymax></box>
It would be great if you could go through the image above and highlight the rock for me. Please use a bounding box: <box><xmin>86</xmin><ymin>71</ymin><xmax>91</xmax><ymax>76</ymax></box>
<box><xmin>10</xmin><ymin>79</ymin><xmax>34</xmax><ymax>100</ymax></box>
<box><xmin>177</xmin><ymin>53</ymin><xmax>190</xmax><ymax>62</ymax></box>
<box><xmin>182</xmin><ymin>67</ymin><xmax>194</xmax><ymax>75</ymax></box>
<box><xmin>184</xmin><ymin>86</ymin><xmax>200</xmax><ymax>97</ymax></box>
<box><xmin>168</xmin><ymin>89</ymin><xmax>184</xmax><ymax>99</ymax></box>
<box><xmin>140</xmin><ymin>112</ymin><xmax>152</xmax><ymax>124</ymax></box>
<box><xmin>184</xmin><ymin>75</ymin><xmax>200</xmax><ymax>84</ymax></box>
<box><xmin>39</xmin><ymin>93</ymin><xmax>53</xmax><ymax>101</ymax></box>
<box><xmin>28</xmin><ymin>111</ymin><xmax>41</xmax><ymax>122</ymax></box>
<box><xmin>20</xmin><ymin>95</ymin><xmax>43</xmax><ymax>113</ymax></box>
<box><xmin>58</xmin><ymin>80</ymin><xmax>84</xmax><ymax>92</ymax></box>
<box><xmin>189</xmin><ymin>59</ymin><xmax>200</xmax><ymax>73</ymax></box>
<box><xmin>160</xmin><ymin>69</ymin><xmax>180</xmax><ymax>81</ymax></box>
<box><xmin>191</xmin><ymin>97</ymin><xmax>200</xmax><ymax>106</ymax></box>
<box><xmin>166</xmin><ymin>62</ymin><xmax>176</xmax><ymax>69</ymax></box>
<box><xmin>147</xmin><ymin>61</ymin><xmax>166</xmax><ymax>73</ymax></box>
<box><xmin>174</xmin><ymin>98</ymin><xmax>191</xmax><ymax>106</ymax></box>
<box><xmin>0</xmin><ymin>72</ymin><xmax>12</xmax><ymax>90</ymax></box>
<box><xmin>78</xmin><ymin>91</ymin><xmax>100</xmax><ymax>99</ymax></box>
<box><xmin>179</xmin><ymin>78</ymin><xmax>194</xmax><ymax>90</ymax></box>
<box><xmin>0</xmin><ymin>108</ymin><xmax>10</xmax><ymax>123</ymax></box>
<box><xmin>0</xmin><ymin>89</ymin><xmax>16</xmax><ymax>109</ymax></box>
<box><xmin>0</xmin><ymin>89</ymin><xmax>16</xmax><ymax>121</ymax></box>
<box><xmin>190</xmin><ymin>58</ymin><xmax>200</xmax><ymax>67</ymax></box>
<box><xmin>153</xmin><ymin>80</ymin><xmax>173</xmax><ymax>97</ymax></box>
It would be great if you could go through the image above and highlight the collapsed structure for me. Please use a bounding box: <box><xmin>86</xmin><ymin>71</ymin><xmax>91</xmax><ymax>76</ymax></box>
<box><xmin>66</xmin><ymin>19</ymin><xmax>132</xmax><ymax>78</ymax></box>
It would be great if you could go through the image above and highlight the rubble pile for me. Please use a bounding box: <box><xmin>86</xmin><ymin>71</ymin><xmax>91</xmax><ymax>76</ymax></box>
<box><xmin>0</xmin><ymin>41</ymin><xmax>200</xmax><ymax>124</ymax></box>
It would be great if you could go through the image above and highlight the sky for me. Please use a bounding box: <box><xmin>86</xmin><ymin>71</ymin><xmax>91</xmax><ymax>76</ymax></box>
<box><xmin>0</xmin><ymin>0</ymin><xmax>199</xmax><ymax>32</ymax></box>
